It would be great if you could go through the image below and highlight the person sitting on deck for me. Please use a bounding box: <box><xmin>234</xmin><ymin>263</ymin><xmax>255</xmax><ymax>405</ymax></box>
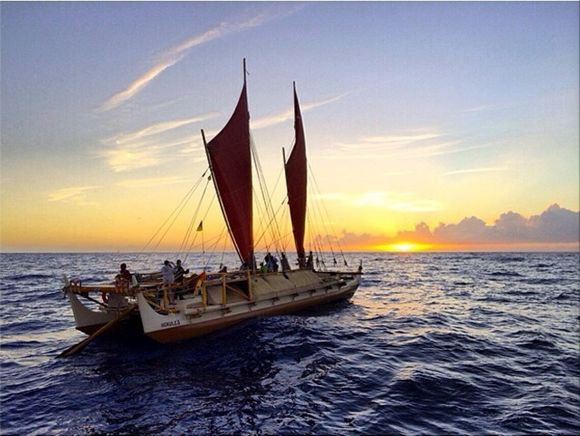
<box><xmin>106</xmin><ymin>263</ymin><xmax>131</xmax><ymax>307</ymax></box>
<box><xmin>219</xmin><ymin>264</ymin><xmax>228</xmax><ymax>273</ymax></box>
<box><xmin>258</xmin><ymin>262</ymin><xmax>267</xmax><ymax>274</ymax></box>
<box><xmin>113</xmin><ymin>263</ymin><xmax>132</xmax><ymax>291</ymax></box>
<box><xmin>116</xmin><ymin>263</ymin><xmax>131</xmax><ymax>282</ymax></box>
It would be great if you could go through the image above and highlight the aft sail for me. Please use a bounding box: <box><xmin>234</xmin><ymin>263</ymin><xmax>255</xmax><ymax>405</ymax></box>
<box><xmin>284</xmin><ymin>83</ymin><xmax>307</xmax><ymax>263</ymax></box>
<box><xmin>203</xmin><ymin>75</ymin><xmax>253</xmax><ymax>265</ymax></box>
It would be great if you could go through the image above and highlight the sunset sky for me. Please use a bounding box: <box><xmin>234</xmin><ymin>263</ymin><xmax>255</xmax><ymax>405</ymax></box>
<box><xmin>1</xmin><ymin>2</ymin><xmax>578</xmax><ymax>253</ymax></box>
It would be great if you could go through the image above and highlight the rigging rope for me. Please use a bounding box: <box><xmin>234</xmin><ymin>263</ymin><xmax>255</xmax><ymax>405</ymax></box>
<box><xmin>177</xmin><ymin>175</ymin><xmax>212</xmax><ymax>256</ymax></box>
<box><xmin>308</xmin><ymin>162</ymin><xmax>349</xmax><ymax>266</ymax></box>
<box><xmin>140</xmin><ymin>168</ymin><xmax>209</xmax><ymax>257</ymax></box>
<box><xmin>250</xmin><ymin>135</ymin><xmax>285</xmax><ymax>254</ymax></box>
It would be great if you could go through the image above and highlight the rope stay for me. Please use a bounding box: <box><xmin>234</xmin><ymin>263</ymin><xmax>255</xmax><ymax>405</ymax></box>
<box><xmin>177</xmin><ymin>175</ymin><xmax>212</xmax><ymax>257</ymax></box>
<box><xmin>140</xmin><ymin>168</ymin><xmax>209</xmax><ymax>257</ymax></box>
<box><xmin>182</xmin><ymin>194</ymin><xmax>217</xmax><ymax>264</ymax></box>
<box><xmin>250</xmin><ymin>133</ymin><xmax>286</xmax><ymax>255</ymax></box>
<box><xmin>307</xmin><ymin>161</ymin><xmax>349</xmax><ymax>267</ymax></box>
<box><xmin>254</xmin><ymin>194</ymin><xmax>289</xmax><ymax>249</ymax></box>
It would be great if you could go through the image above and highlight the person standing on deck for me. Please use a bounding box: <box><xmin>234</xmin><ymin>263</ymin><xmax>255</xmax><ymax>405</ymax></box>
<box><xmin>173</xmin><ymin>259</ymin><xmax>189</xmax><ymax>301</ymax></box>
<box><xmin>173</xmin><ymin>259</ymin><xmax>189</xmax><ymax>283</ymax></box>
<box><xmin>280</xmin><ymin>253</ymin><xmax>290</xmax><ymax>272</ymax></box>
<box><xmin>161</xmin><ymin>260</ymin><xmax>175</xmax><ymax>305</ymax></box>
<box><xmin>306</xmin><ymin>251</ymin><xmax>314</xmax><ymax>269</ymax></box>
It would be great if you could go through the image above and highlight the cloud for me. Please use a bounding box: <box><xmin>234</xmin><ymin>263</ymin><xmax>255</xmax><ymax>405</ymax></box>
<box><xmin>444</xmin><ymin>167</ymin><xmax>508</xmax><ymax>176</ymax></box>
<box><xmin>333</xmin><ymin>129</ymin><xmax>442</xmax><ymax>152</ymax></box>
<box><xmin>97</xmin><ymin>8</ymin><xmax>300</xmax><ymax>112</ymax></box>
<box><xmin>251</xmin><ymin>94</ymin><xmax>347</xmax><ymax>130</ymax></box>
<box><xmin>336</xmin><ymin>204</ymin><xmax>579</xmax><ymax>249</ymax></box>
<box><xmin>430</xmin><ymin>204</ymin><xmax>579</xmax><ymax>243</ymax></box>
<box><xmin>108</xmin><ymin>113</ymin><xmax>218</xmax><ymax>145</ymax></box>
<box><xmin>117</xmin><ymin>176</ymin><xmax>189</xmax><ymax>188</ymax></box>
<box><xmin>462</xmin><ymin>104</ymin><xmax>496</xmax><ymax>113</ymax></box>
<box><xmin>352</xmin><ymin>191</ymin><xmax>442</xmax><ymax>212</ymax></box>
<box><xmin>48</xmin><ymin>186</ymin><xmax>99</xmax><ymax>206</ymax></box>
<box><xmin>360</xmin><ymin>132</ymin><xmax>442</xmax><ymax>145</ymax></box>
<box><xmin>100</xmin><ymin>115</ymin><xmax>208</xmax><ymax>172</ymax></box>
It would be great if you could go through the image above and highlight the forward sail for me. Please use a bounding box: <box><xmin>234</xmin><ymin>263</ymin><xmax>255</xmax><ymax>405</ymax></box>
<box><xmin>203</xmin><ymin>74</ymin><xmax>253</xmax><ymax>265</ymax></box>
<box><xmin>284</xmin><ymin>83</ymin><xmax>307</xmax><ymax>264</ymax></box>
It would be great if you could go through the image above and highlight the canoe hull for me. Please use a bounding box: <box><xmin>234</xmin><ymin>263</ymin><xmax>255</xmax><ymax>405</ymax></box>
<box><xmin>138</xmin><ymin>271</ymin><xmax>360</xmax><ymax>344</ymax></box>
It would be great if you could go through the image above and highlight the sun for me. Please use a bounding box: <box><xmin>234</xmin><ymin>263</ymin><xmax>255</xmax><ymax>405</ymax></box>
<box><xmin>391</xmin><ymin>242</ymin><xmax>415</xmax><ymax>252</ymax></box>
<box><xmin>375</xmin><ymin>241</ymin><xmax>432</xmax><ymax>252</ymax></box>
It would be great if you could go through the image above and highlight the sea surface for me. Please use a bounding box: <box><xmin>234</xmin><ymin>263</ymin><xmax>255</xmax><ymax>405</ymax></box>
<box><xmin>0</xmin><ymin>252</ymin><xmax>579</xmax><ymax>434</ymax></box>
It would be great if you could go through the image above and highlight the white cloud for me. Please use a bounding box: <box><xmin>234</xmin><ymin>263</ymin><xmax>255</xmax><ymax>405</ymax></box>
<box><xmin>97</xmin><ymin>8</ymin><xmax>300</xmax><ymax>112</ymax></box>
<box><xmin>100</xmin><ymin>115</ymin><xmax>210</xmax><ymax>172</ymax></box>
<box><xmin>108</xmin><ymin>113</ymin><xmax>218</xmax><ymax>145</ymax></box>
<box><xmin>48</xmin><ymin>186</ymin><xmax>99</xmax><ymax>206</ymax></box>
<box><xmin>251</xmin><ymin>93</ymin><xmax>347</xmax><ymax>130</ymax></box>
<box><xmin>443</xmin><ymin>167</ymin><xmax>508</xmax><ymax>176</ymax></box>
<box><xmin>117</xmin><ymin>176</ymin><xmax>189</xmax><ymax>188</ymax></box>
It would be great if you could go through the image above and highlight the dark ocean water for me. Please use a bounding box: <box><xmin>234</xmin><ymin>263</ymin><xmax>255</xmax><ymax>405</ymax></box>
<box><xmin>0</xmin><ymin>252</ymin><xmax>579</xmax><ymax>434</ymax></box>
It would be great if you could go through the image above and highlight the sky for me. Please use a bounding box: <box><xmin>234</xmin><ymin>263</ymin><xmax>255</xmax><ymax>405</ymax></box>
<box><xmin>1</xmin><ymin>1</ymin><xmax>579</xmax><ymax>253</ymax></box>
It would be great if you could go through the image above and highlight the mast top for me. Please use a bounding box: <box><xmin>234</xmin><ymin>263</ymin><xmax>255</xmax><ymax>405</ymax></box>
<box><xmin>243</xmin><ymin>58</ymin><xmax>247</xmax><ymax>86</ymax></box>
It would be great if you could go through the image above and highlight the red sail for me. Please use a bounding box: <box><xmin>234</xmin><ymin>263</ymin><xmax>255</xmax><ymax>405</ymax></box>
<box><xmin>205</xmin><ymin>83</ymin><xmax>253</xmax><ymax>264</ymax></box>
<box><xmin>284</xmin><ymin>84</ymin><xmax>307</xmax><ymax>261</ymax></box>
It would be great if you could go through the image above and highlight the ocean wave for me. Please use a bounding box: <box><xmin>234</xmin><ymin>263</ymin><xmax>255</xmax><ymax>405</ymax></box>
<box><xmin>1</xmin><ymin>252</ymin><xmax>578</xmax><ymax>434</ymax></box>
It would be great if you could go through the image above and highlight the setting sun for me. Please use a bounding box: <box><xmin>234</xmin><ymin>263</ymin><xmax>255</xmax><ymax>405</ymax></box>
<box><xmin>375</xmin><ymin>242</ymin><xmax>432</xmax><ymax>252</ymax></box>
<box><xmin>392</xmin><ymin>242</ymin><xmax>415</xmax><ymax>252</ymax></box>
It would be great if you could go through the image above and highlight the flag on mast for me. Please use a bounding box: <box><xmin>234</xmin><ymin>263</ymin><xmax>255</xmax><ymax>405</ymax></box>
<box><xmin>197</xmin><ymin>221</ymin><xmax>203</xmax><ymax>232</ymax></box>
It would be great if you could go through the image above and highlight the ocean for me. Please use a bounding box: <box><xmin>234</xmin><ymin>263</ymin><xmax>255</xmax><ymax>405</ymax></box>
<box><xmin>0</xmin><ymin>252</ymin><xmax>578</xmax><ymax>434</ymax></box>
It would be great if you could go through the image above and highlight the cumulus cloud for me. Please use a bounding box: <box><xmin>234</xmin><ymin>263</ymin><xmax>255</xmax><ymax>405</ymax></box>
<box><xmin>427</xmin><ymin>204</ymin><xmax>579</xmax><ymax>243</ymax></box>
<box><xmin>336</xmin><ymin>204</ymin><xmax>579</xmax><ymax>249</ymax></box>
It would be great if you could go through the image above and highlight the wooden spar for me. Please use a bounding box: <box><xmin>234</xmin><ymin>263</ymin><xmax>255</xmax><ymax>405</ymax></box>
<box><xmin>243</xmin><ymin>57</ymin><xmax>247</xmax><ymax>85</ymax></box>
<box><xmin>79</xmin><ymin>292</ymin><xmax>108</xmax><ymax>309</ymax></box>
<box><xmin>57</xmin><ymin>305</ymin><xmax>136</xmax><ymax>358</ymax></box>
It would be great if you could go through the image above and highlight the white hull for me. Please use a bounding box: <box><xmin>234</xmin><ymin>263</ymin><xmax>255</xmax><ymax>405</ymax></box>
<box><xmin>65</xmin><ymin>269</ymin><xmax>360</xmax><ymax>342</ymax></box>
<box><xmin>137</xmin><ymin>269</ymin><xmax>360</xmax><ymax>343</ymax></box>
<box><xmin>66</xmin><ymin>290</ymin><xmax>136</xmax><ymax>335</ymax></box>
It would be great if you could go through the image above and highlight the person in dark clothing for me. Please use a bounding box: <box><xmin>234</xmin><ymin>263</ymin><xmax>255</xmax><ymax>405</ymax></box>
<box><xmin>117</xmin><ymin>263</ymin><xmax>132</xmax><ymax>283</ymax></box>
<box><xmin>173</xmin><ymin>259</ymin><xmax>189</xmax><ymax>283</ymax></box>
<box><xmin>306</xmin><ymin>251</ymin><xmax>314</xmax><ymax>269</ymax></box>
<box><xmin>280</xmin><ymin>252</ymin><xmax>290</xmax><ymax>272</ymax></box>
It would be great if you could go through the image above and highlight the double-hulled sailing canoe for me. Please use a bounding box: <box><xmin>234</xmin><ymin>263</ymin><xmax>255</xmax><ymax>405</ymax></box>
<box><xmin>62</xmin><ymin>62</ymin><xmax>362</xmax><ymax>345</ymax></box>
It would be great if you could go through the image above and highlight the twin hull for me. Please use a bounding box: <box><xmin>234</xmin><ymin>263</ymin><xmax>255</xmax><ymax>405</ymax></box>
<box><xmin>68</xmin><ymin>270</ymin><xmax>360</xmax><ymax>343</ymax></box>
